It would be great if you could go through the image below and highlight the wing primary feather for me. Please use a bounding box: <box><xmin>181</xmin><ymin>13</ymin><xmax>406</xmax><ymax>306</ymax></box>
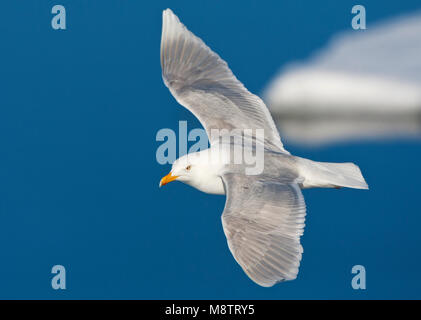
<box><xmin>221</xmin><ymin>174</ymin><xmax>306</xmax><ymax>286</ymax></box>
<box><xmin>161</xmin><ymin>9</ymin><xmax>289</xmax><ymax>154</ymax></box>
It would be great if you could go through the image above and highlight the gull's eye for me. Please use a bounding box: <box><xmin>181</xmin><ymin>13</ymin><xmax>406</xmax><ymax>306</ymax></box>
<box><xmin>186</xmin><ymin>165</ymin><xmax>191</xmax><ymax>171</ymax></box>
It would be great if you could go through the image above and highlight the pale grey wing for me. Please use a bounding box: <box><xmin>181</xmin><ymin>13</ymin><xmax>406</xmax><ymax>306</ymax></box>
<box><xmin>221</xmin><ymin>173</ymin><xmax>306</xmax><ymax>287</ymax></box>
<box><xmin>161</xmin><ymin>9</ymin><xmax>288</xmax><ymax>153</ymax></box>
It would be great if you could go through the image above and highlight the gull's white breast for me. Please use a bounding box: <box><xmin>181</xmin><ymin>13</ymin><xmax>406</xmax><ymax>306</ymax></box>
<box><xmin>191</xmin><ymin>175</ymin><xmax>225</xmax><ymax>195</ymax></box>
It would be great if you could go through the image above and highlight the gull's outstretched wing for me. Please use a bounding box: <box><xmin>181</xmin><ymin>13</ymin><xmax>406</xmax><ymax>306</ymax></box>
<box><xmin>221</xmin><ymin>173</ymin><xmax>306</xmax><ymax>287</ymax></box>
<box><xmin>161</xmin><ymin>9</ymin><xmax>288</xmax><ymax>153</ymax></box>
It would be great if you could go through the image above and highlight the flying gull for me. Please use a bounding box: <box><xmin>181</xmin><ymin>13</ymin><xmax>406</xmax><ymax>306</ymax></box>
<box><xmin>159</xmin><ymin>9</ymin><xmax>368</xmax><ymax>287</ymax></box>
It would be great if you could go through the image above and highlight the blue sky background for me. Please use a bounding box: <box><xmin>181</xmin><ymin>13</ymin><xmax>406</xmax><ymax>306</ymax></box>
<box><xmin>0</xmin><ymin>0</ymin><xmax>420</xmax><ymax>299</ymax></box>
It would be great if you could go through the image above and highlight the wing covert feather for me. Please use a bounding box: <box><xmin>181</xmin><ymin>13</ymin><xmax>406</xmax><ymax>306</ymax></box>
<box><xmin>161</xmin><ymin>9</ymin><xmax>288</xmax><ymax>153</ymax></box>
<box><xmin>221</xmin><ymin>173</ymin><xmax>306</xmax><ymax>287</ymax></box>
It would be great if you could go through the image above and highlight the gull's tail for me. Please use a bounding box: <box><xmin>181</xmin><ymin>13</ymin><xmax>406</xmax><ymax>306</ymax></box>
<box><xmin>296</xmin><ymin>157</ymin><xmax>369</xmax><ymax>190</ymax></box>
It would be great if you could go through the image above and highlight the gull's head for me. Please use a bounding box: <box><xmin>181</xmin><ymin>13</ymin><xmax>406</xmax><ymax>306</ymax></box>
<box><xmin>159</xmin><ymin>150</ymin><xmax>226</xmax><ymax>194</ymax></box>
<box><xmin>159</xmin><ymin>154</ymin><xmax>200</xmax><ymax>188</ymax></box>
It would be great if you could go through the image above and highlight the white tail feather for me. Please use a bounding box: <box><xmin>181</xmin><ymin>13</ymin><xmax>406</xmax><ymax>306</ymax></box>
<box><xmin>296</xmin><ymin>157</ymin><xmax>369</xmax><ymax>190</ymax></box>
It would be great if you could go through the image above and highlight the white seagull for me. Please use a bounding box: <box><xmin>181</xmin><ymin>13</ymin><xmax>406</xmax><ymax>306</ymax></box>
<box><xmin>159</xmin><ymin>9</ymin><xmax>368</xmax><ymax>287</ymax></box>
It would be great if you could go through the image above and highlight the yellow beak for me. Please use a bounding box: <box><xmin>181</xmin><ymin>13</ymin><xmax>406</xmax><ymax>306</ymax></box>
<box><xmin>159</xmin><ymin>172</ymin><xmax>179</xmax><ymax>187</ymax></box>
